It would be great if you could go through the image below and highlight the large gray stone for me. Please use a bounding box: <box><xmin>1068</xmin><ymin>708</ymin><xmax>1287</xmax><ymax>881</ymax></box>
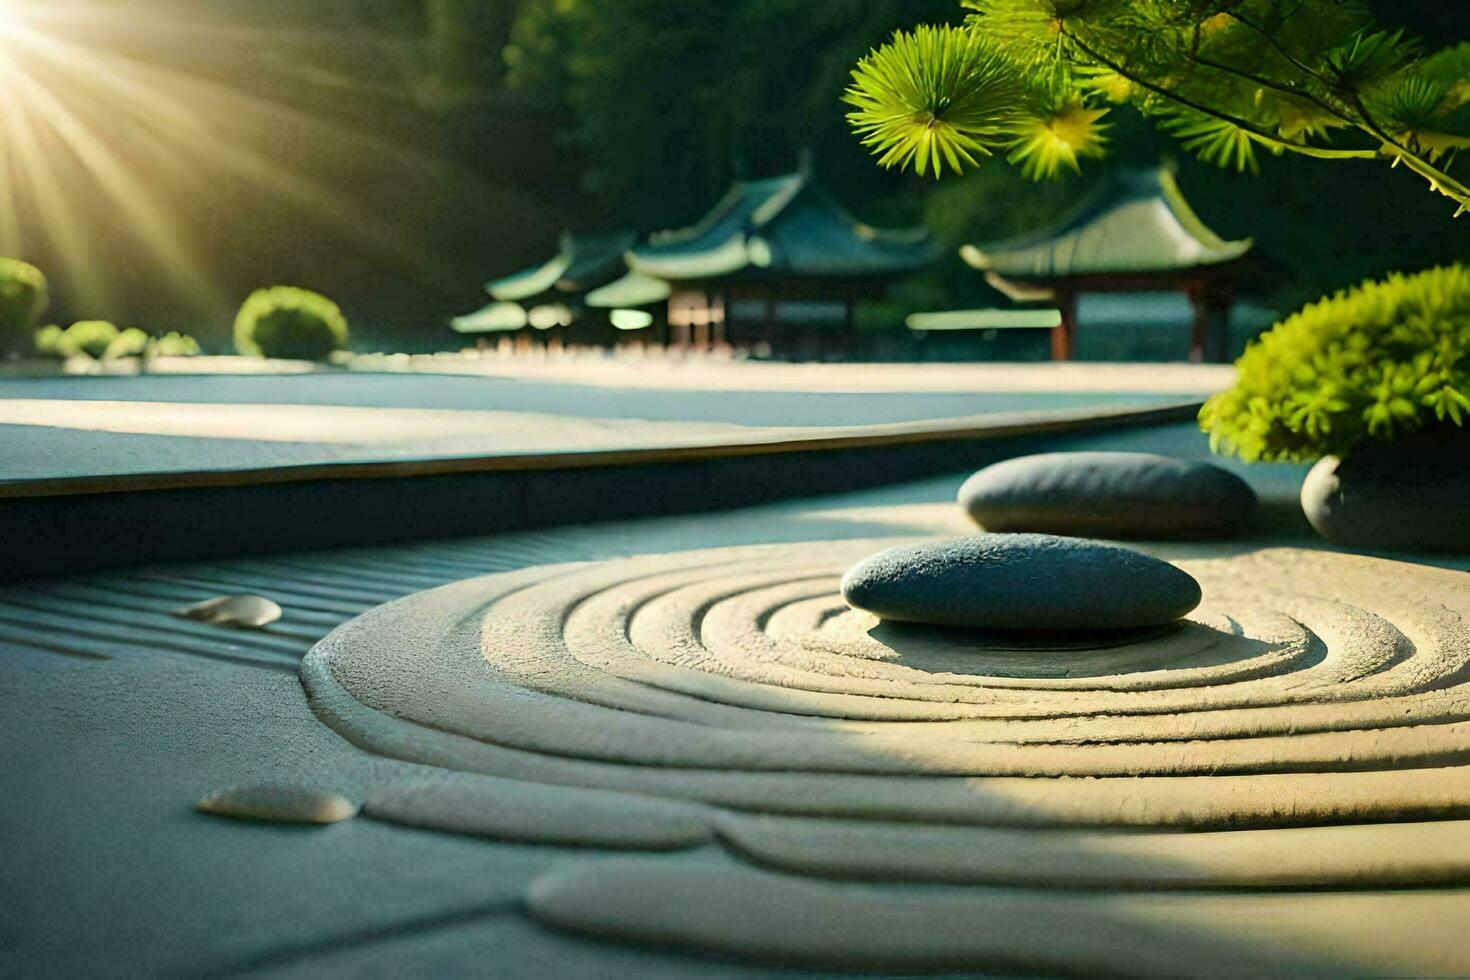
<box><xmin>958</xmin><ymin>452</ymin><xmax>1256</xmax><ymax>539</ymax></box>
<box><xmin>1301</xmin><ymin>426</ymin><xmax>1470</xmax><ymax>553</ymax></box>
<box><xmin>839</xmin><ymin>534</ymin><xmax>1202</xmax><ymax>630</ymax></box>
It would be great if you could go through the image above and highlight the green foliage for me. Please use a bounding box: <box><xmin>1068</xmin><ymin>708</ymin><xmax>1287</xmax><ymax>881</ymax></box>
<box><xmin>424</xmin><ymin>0</ymin><xmax>519</xmax><ymax>98</ymax></box>
<box><xmin>846</xmin><ymin>25</ymin><xmax>1022</xmax><ymax>177</ymax></box>
<box><xmin>150</xmin><ymin>332</ymin><xmax>202</xmax><ymax>357</ymax></box>
<box><xmin>235</xmin><ymin>286</ymin><xmax>349</xmax><ymax>360</ymax></box>
<box><xmin>505</xmin><ymin>0</ymin><xmax>956</xmax><ymax>223</ymax></box>
<box><xmin>33</xmin><ymin>324</ymin><xmax>63</xmax><ymax>358</ymax></box>
<box><xmin>1200</xmin><ymin>264</ymin><xmax>1470</xmax><ymax>462</ymax></box>
<box><xmin>104</xmin><ymin>327</ymin><xmax>152</xmax><ymax>361</ymax></box>
<box><xmin>35</xmin><ymin>322</ymin><xmax>201</xmax><ymax>360</ymax></box>
<box><xmin>58</xmin><ymin>321</ymin><xmax>121</xmax><ymax>359</ymax></box>
<box><xmin>848</xmin><ymin>1</ymin><xmax>1470</xmax><ymax>213</ymax></box>
<box><xmin>1160</xmin><ymin>108</ymin><xmax>1264</xmax><ymax>174</ymax></box>
<box><xmin>0</xmin><ymin>258</ymin><xmax>49</xmax><ymax>356</ymax></box>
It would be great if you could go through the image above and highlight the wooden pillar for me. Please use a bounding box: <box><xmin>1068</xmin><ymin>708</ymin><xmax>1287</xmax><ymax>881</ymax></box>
<box><xmin>1187</xmin><ymin>281</ymin><xmax>1232</xmax><ymax>363</ymax></box>
<box><xmin>1051</xmin><ymin>289</ymin><xmax>1077</xmax><ymax>361</ymax></box>
<box><xmin>693</xmin><ymin>305</ymin><xmax>710</xmax><ymax>351</ymax></box>
<box><xmin>1187</xmin><ymin>281</ymin><xmax>1208</xmax><ymax>364</ymax></box>
<box><xmin>765</xmin><ymin>286</ymin><xmax>778</xmax><ymax>356</ymax></box>
<box><xmin>840</xmin><ymin>297</ymin><xmax>855</xmax><ymax>362</ymax></box>
<box><xmin>1208</xmin><ymin>286</ymin><xmax>1234</xmax><ymax>363</ymax></box>
<box><xmin>713</xmin><ymin>289</ymin><xmax>728</xmax><ymax>350</ymax></box>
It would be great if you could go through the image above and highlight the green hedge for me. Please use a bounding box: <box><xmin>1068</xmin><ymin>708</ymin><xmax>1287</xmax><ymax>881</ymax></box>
<box><xmin>103</xmin><ymin>327</ymin><xmax>151</xmax><ymax>361</ymax></box>
<box><xmin>0</xmin><ymin>258</ymin><xmax>48</xmax><ymax>356</ymax></box>
<box><xmin>35</xmin><ymin>322</ymin><xmax>203</xmax><ymax>360</ymax></box>
<box><xmin>58</xmin><ymin>321</ymin><xmax>121</xmax><ymax>359</ymax></box>
<box><xmin>33</xmin><ymin>324</ymin><xmax>63</xmax><ymax>358</ymax></box>
<box><xmin>234</xmin><ymin>286</ymin><xmax>348</xmax><ymax>360</ymax></box>
<box><xmin>150</xmin><ymin>331</ymin><xmax>201</xmax><ymax>357</ymax></box>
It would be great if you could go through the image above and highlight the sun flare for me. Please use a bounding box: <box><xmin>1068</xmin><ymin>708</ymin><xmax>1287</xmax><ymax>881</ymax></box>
<box><xmin>0</xmin><ymin>0</ymin><xmax>449</xmax><ymax>323</ymax></box>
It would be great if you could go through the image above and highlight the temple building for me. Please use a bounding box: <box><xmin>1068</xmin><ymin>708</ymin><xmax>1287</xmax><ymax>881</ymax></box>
<box><xmin>626</xmin><ymin>162</ymin><xmax>939</xmax><ymax>355</ymax></box>
<box><xmin>961</xmin><ymin>167</ymin><xmax>1254</xmax><ymax>362</ymax></box>
<box><xmin>452</xmin><ymin>231</ymin><xmax>649</xmax><ymax>342</ymax></box>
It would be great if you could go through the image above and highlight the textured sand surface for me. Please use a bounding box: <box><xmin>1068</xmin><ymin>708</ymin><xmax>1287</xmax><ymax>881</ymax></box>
<box><xmin>6</xmin><ymin>421</ymin><xmax>1465</xmax><ymax>976</ymax></box>
<box><xmin>366</xmin><ymin>774</ymin><xmax>715</xmax><ymax>849</ymax></box>
<box><xmin>303</xmin><ymin>536</ymin><xmax>1470</xmax><ymax>972</ymax></box>
<box><xmin>529</xmin><ymin>862</ymin><xmax>1470</xmax><ymax>977</ymax></box>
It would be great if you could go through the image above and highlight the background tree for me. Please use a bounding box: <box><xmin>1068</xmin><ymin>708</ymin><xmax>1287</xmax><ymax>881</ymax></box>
<box><xmin>10</xmin><ymin>0</ymin><xmax>1464</xmax><ymax>347</ymax></box>
<box><xmin>845</xmin><ymin>0</ymin><xmax>1470</xmax><ymax>215</ymax></box>
<box><xmin>503</xmin><ymin>0</ymin><xmax>957</xmax><ymax>229</ymax></box>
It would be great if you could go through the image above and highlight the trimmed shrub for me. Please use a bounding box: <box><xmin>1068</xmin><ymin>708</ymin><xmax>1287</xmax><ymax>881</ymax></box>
<box><xmin>150</xmin><ymin>331</ymin><xmax>201</xmax><ymax>357</ymax></box>
<box><xmin>234</xmin><ymin>286</ymin><xmax>348</xmax><ymax>360</ymax></box>
<box><xmin>1201</xmin><ymin>264</ymin><xmax>1470</xmax><ymax>462</ymax></box>
<box><xmin>57</xmin><ymin>320</ymin><xmax>120</xmax><ymax>359</ymax></box>
<box><xmin>103</xmin><ymin>327</ymin><xmax>151</xmax><ymax>361</ymax></box>
<box><xmin>0</xmin><ymin>258</ymin><xmax>49</xmax><ymax>356</ymax></box>
<box><xmin>33</xmin><ymin>324</ymin><xmax>64</xmax><ymax>358</ymax></box>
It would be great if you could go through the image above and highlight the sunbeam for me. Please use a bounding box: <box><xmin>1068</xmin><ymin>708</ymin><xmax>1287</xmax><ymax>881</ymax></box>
<box><xmin>0</xmin><ymin>0</ymin><xmax>463</xmax><ymax>325</ymax></box>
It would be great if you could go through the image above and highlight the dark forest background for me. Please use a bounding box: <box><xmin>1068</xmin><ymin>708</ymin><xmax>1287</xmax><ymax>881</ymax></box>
<box><xmin>19</xmin><ymin>0</ymin><xmax>1470</xmax><ymax>350</ymax></box>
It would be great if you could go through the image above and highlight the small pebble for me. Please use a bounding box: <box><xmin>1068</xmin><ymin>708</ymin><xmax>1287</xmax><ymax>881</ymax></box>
<box><xmin>196</xmin><ymin>785</ymin><xmax>358</xmax><ymax>824</ymax></box>
<box><xmin>176</xmin><ymin>595</ymin><xmax>283</xmax><ymax>628</ymax></box>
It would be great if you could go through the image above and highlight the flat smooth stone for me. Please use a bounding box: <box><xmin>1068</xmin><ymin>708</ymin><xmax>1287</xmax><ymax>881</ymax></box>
<box><xmin>840</xmin><ymin>534</ymin><xmax>1201</xmax><ymax>629</ymax></box>
<box><xmin>959</xmin><ymin>452</ymin><xmax>1257</xmax><ymax>538</ymax></box>
<box><xmin>195</xmin><ymin>785</ymin><xmax>357</xmax><ymax>824</ymax></box>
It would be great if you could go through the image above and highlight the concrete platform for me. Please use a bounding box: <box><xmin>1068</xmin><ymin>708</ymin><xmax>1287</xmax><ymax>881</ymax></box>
<box><xmin>0</xmin><ymin>368</ymin><xmax>1213</xmax><ymax>577</ymax></box>
<box><xmin>0</xmin><ymin>364</ymin><xmax>1222</xmax><ymax>480</ymax></box>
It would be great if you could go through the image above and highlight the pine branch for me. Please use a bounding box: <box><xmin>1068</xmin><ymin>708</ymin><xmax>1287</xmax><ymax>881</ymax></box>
<box><xmin>1190</xmin><ymin>55</ymin><xmax>1355</xmax><ymax>129</ymax></box>
<box><xmin>845</xmin><ymin>3</ymin><xmax>1470</xmax><ymax>212</ymax></box>
<box><xmin>1223</xmin><ymin>11</ymin><xmax>1469</xmax><ymax>211</ymax></box>
<box><xmin>1226</xmin><ymin>11</ymin><xmax>1335</xmax><ymax>88</ymax></box>
<box><xmin>1060</xmin><ymin>28</ymin><xmax>1377</xmax><ymax>161</ymax></box>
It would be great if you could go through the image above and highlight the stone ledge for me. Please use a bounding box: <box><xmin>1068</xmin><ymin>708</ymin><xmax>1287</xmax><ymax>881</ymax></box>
<box><xmin>0</xmin><ymin>403</ymin><xmax>1200</xmax><ymax>579</ymax></box>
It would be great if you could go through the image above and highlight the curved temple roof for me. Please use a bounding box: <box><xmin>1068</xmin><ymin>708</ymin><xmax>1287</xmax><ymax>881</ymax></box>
<box><xmin>961</xmin><ymin>167</ymin><xmax>1252</xmax><ymax>282</ymax></box>
<box><xmin>629</xmin><ymin>170</ymin><xmax>938</xmax><ymax>283</ymax></box>
<box><xmin>487</xmin><ymin>231</ymin><xmax>638</xmax><ymax>302</ymax></box>
<box><xmin>451</xmin><ymin>301</ymin><xmax>528</xmax><ymax>334</ymax></box>
<box><xmin>584</xmin><ymin>271</ymin><xmax>672</xmax><ymax>310</ymax></box>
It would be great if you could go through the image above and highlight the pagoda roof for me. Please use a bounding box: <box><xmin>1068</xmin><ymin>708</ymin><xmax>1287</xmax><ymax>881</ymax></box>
<box><xmin>628</xmin><ymin>170</ymin><xmax>938</xmax><ymax>283</ymax></box>
<box><xmin>585</xmin><ymin>270</ymin><xmax>671</xmax><ymax>310</ymax></box>
<box><xmin>961</xmin><ymin>167</ymin><xmax>1251</xmax><ymax>282</ymax></box>
<box><xmin>451</xmin><ymin>301</ymin><xmax>528</xmax><ymax>334</ymax></box>
<box><xmin>486</xmin><ymin>230</ymin><xmax>637</xmax><ymax>302</ymax></box>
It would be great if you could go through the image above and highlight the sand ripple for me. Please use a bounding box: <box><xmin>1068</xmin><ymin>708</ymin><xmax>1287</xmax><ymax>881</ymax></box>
<box><xmin>302</xmin><ymin>539</ymin><xmax>1470</xmax><ymax>974</ymax></box>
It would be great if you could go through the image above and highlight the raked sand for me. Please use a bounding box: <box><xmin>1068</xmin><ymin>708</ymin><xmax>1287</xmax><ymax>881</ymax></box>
<box><xmin>5</xmin><ymin>421</ymin><xmax>1468</xmax><ymax>975</ymax></box>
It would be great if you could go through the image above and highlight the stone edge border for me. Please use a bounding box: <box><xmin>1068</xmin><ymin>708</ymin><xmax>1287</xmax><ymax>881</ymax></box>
<box><xmin>0</xmin><ymin>400</ymin><xmax>1201</xmax><ymax>499</ymax></box>
<box><xmin>0</xmin><ymin>401</ymin><xmax>1201</xmax><ymax>579</ymax></box>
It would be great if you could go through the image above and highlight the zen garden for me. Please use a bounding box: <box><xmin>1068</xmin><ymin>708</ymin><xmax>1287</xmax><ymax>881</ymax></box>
<box><xmin>5</xmin><ymin>0</ymin><xmax>1470</xmax><ymax>976</ymax></box>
